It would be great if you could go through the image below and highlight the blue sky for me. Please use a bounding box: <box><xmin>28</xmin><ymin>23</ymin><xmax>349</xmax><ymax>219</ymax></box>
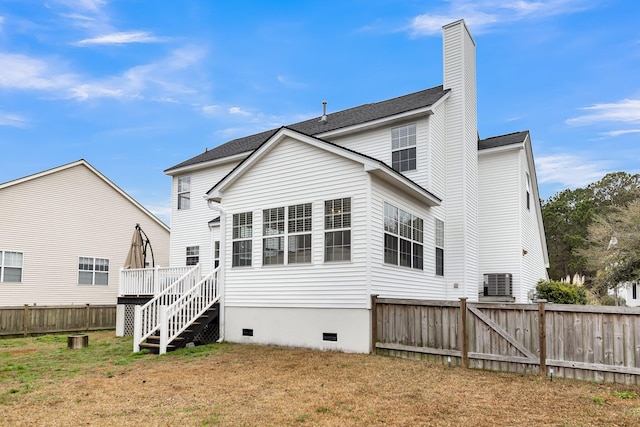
<box><xmin>1</xmin><ymin>1</ymin><xmax>639</xmax><ymax>225</ymax></box>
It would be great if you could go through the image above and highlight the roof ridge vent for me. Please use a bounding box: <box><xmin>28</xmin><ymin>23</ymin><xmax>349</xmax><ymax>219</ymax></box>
<box><xmin>319</xmin><ymin>100</ymin><xmax>328</xmax><ymax>124</ymax></box>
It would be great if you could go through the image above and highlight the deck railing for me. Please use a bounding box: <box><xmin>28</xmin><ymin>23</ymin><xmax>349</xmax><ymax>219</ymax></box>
<box><xmin>133</xmin><ymin>264</ymin><xmax>201</xmax><ymax>352</ymax></box>
<box><xmin>119</xmin><ymin>266</ymin><xmax>194</xmax><ymax>296</ymax></box>
<box><xmin>158</xmin><ymin>266</ymin><xmax>220</xmax><ymax>354</ymax></box>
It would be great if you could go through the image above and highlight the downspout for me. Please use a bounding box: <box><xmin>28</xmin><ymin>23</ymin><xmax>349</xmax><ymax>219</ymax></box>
<box><xmin>207</xmin><ymin>198</ymin><xmax>226</xmax><ymax>342</ymax></box>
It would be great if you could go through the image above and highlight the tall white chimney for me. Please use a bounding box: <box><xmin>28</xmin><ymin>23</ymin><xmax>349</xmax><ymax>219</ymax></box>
<box><xmin>442</xmin><ymin>19</ymin><xmax>479</xmax><ymax>300</ymax></box>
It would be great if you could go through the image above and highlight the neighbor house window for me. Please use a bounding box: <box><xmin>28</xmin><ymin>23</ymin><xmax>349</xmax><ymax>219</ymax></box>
<box><xmin>214</xmin><ymin>241</ymin><xmax>220</xmax><ymax>268</ymax></box>
<box><xmin>325</xmin><ymin>198</ymin><xmax>351</xmax><ymax>262</ymax></box>
<box><xmin>0</xmin><ymin>251</ymin><xmax>23</xmax><ymax>283</ymax></box>
<box><xmin>633</xmin><ymin>283</ymin><xmax>637</xmax><ymax>300</ymax></box>
<box><xmin>383</xmin><ymin>203</ymin><xmax>423</xmax><ymax>270</ymax></box>
<box><xmin>526</xmin><ymin>173</ymin><xmax>531</xmax><ymax>211</ymax></box>
<box><xmin>232</xmin><ymin>212</ymin><xmax>253</xmax><ymax>267</ymax></box>
<box><xmin>177</xmin><ymin>176</ymin><xmax>191</xmax><ymax>210</ymax></box>
<box><xmin>78</xmin><ymin>257</ymin><xmax>109</xmax><ymax>285</ymax></box>
<box><xmin>435</xmin><ymin>219</ymin><xmax>444</xmax><ymax>276</ymax></box>
<box><xmin>288</xmin><ymin>203</ymin><xmax>312</xmax><ymax>264</ymax></box>
<box><xmin>391</xmin><ymin>124</ymin><xmax>417</xmax><ymax>172</ymax></box>
<box><xmin>186</xmin><ymin>246</ymin><xmax>199</xmax><ymax>266</ymax></box>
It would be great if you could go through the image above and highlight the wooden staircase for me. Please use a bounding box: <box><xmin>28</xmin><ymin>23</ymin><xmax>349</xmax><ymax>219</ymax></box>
<box><xmin>139</xmin><ymin>303</ymin><xmax>219</xmax><ymax>354</ymax></box>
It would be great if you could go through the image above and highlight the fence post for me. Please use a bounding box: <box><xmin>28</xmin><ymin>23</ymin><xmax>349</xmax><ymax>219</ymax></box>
<box><xmin>85</xmin><ymin>304</ymin><xmax>91</xmax><ymax>331</ymax></box>
<box><xmin>370</xmin><ymin>294</ymin><xmax>378</xmax><ymax>355</ymax></box>
<box><xmin>23</xmin><ymin>304</ymin><xmax>29</xmax><ymax>337</ymax></box>
<box><xmin>460</xmin><ymin>297</ymin><xmax>468</xmax><ymax>368</ymax></box>
<box><xmin>538</xmin><ymin>300</ymin><xmax>547</xmax><ymax>376</ymax></box>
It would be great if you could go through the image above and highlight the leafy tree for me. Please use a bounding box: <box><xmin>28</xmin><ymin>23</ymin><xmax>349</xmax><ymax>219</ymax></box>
<box><xmin>536</xmin><ymin>280</ymin><xmax>587</xmax><ymax>304</ymax></box>
<box><xmin>542</xmin><ymin>172</ymin><xmax>640</xmax><ymax>287</ymax></box>
<box><xmin>578</xmin><ymin>200</ymin><xmax>640</xmax><ymax>301</ymax></box>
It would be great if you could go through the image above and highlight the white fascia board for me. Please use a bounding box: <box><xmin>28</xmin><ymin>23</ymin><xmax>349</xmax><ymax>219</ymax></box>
<box><xmin>164</xmin><ymin>152</ymin><xmax>250</xmax><ymax>176</ymax></box>
<box><xmin>477</xmin><ymin>142</ymin><xmax>523</xmax><ymax>157</ymax></box>
<box><xmin>523</xmin><ymin>134</ymin><xmax>550</xmax><ymax>267</ymax></box>
<box><xmin>365</xmin><ymin>165</ymin><xmax>441</xmax><ymax>207</ymax></box>
<box><xmin>315</xmin><ymin>104</ymin><xmax>441</xmax><ymax>140</ymax></box>
<box><xmin>0</xmin><ymin>159</ymin><xmax>85</xmax><ymax>189</ymax></box>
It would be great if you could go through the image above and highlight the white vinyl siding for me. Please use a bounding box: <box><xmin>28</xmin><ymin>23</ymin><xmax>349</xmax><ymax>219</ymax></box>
<box><xmin>220</xmin><ymin>136</ymin><xmax>368</xmax><ymax>308</ymax></box>
<box><xmin>0</xmin><ymin>251</ymin><xmax>23</xmax><ymax>283</ymax></box>
<box><xmin>78</xmin><ymin>257</ymin><xmax>109</xmax><ymax>285</ymax></box>
<box><xmin>0</xmin><ymin>162</ymin><xmax>170</xmax><ymax>306</ymax></box>
<box><xmin>169</xmin><ymin>160</ymin><xmax>241</xmax><ymax>273</ymax></box>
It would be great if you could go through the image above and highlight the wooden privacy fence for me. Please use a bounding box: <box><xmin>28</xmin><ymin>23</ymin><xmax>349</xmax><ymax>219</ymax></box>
<box><xmin>372</xmin><ymin>296</ymin><xmax>640</xmax><ymax>385</ymax></box>
<box><xmin>0</xmin><ymin>304</ymin><xmax>116</xmax><ymax>337</ymax></box>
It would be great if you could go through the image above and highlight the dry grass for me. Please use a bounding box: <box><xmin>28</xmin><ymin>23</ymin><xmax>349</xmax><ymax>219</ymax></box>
<box><xmin>1</xmin><ymin>331</ymin><xmax>640</xmax><ymax>426</ymax></box>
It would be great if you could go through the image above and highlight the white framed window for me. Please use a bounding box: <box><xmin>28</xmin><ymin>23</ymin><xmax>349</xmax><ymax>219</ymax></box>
<box><xmin>288</xmin><ymin>203</ymin><xmax>312</xmax><ymax>264</ymax></box>
<box><xmin>177</xmin><ymin>176</ymin><xmax>191</xmax><ymax>210</ymax></box>
<box><xmin>391</xmin><ymin>124</ymin><xmax>417</xmax><ymax>172</ymax></box>
<box><xmin>214</xmin><ymin>241</ymin><xmax>220</xmax><ymax>268</ymax></box>
<box><xmin>263</xmin><ymin>207</ymin><xmax>285</xmax><ymax>265</ymax></box>
<box><xmin>186</xmin><ymin>246</ymin><xmax>199</xmax><ymax>266</ymax></box>
<box><xmin>78</xmin><ymin>257</ymin><xmax>109</xmax><ymax>285</ymax></box>
<box><xmin>435</xmin><ymin>219</ymin><xmax>444</xmax><ymax>276</ymax></box>
<box><xmin>383</xmin><ymin>203</ymin><xmax>423</xmax><ymax>270</ymax></box>
<box><xmin>325</xmin><ymin>198</ymin><xmax>351</xmax><ymax>262</ymax></box>
<box><xmin>526</xmin><ymin>173</ymin><xmax>531</xmax><ymax>211</ymax></box>
<box><xmin>262</xmin><ymin>203</ymin><xmax>313</xmax><ymax>265</ymax></box>
<box><xmin>0</xmin><ymin>251</ymin><xmax>23</xmax><ymax>283</ymax></box>
<box><xmin>232</xmin><ymin>212</ymin><xmax>253</xmax><ymax>267</ymax></box>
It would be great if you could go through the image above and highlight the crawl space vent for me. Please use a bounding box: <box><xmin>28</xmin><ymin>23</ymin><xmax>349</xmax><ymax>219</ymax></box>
<box><xmin>323</xmin><ymin>332</ymin><xmax>338</xmax><ymax>342</ymax></box>
<box><xmin>242</xmin><ymin>328</ymin><xmax>253</xmax><ymax>337</ymax></box>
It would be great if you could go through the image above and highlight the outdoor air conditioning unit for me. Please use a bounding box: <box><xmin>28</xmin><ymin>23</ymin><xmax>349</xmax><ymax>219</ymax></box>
<box><xmin>483</xmin><ymin>273</ymin><xmax>513</xmax><ymax>297</ymax></box>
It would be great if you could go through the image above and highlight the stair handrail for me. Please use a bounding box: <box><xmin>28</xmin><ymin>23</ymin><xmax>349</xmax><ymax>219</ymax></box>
<box><xmin>158</xmin><ymin>266</ymin><xmax>220</xmax><ymax>354</ymax></box>
<box><xmin>133</xmin><ymin>263</ymin><xmax>201</xmax><ymax>352</ymax></box>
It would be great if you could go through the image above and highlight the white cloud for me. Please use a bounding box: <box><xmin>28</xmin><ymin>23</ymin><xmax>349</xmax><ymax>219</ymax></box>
<box><xmin>54</xmin><ymin>0</ymin><xmax>106</xmax><ymax>12</ymax></box>
<box><xmin>566</xmin><ymin>99</ymin><xmax>640</xmax><ymax>126</ymax></box>
<box><xmin>228</xmin><ymin>106</ymin><xmax>251</xmax><ymax>116</ymax></box>
<box><xmin>0</xmin><ymin>53</ymin><xmax>76</xmax><ymax>90</ymax></box>
<box><xmin>75</xmin><ymin>31</ymin><xmax>165</xmax><ymax>46</ymax></box>
<box><xmin>202</xmin><ymin>104</ymin><xmax>220</xmax><ymax>115</ymax></box>
<box><xmin>599</xmin><ymin>129</ymin><xmax>640</xmax><ymax>137</ymax></box>
<box><xmin>536</xmin><ymin>153</ymin><xmax>611</xmax><ymax>188</ymax></box>
<box><xmin>0</xmin><ymin>112</ymin><xmax>28</xmax><ymax>128</ymax></box>
<box><xmin>410</xmin><ymin>0</ymin><xmax>592</xmax><ymax>36</ymax></box>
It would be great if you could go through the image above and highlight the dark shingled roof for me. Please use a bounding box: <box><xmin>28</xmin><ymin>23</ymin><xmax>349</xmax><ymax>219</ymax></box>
<box><xmin>478</xmin><ymin>130</ymin><xmax>529</xmax><ymax>150</ymax></box>
<box><xmin>165</xmin><ymin>85</ymin><xmax>449</xmax><ymax>172</ymax></box>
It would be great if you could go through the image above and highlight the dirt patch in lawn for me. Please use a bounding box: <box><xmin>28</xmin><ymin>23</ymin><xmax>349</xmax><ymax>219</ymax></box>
<box><xmin>1</xmin><ymin>331</ymin><xmax>640</xmax><ymax>426</ymax></box>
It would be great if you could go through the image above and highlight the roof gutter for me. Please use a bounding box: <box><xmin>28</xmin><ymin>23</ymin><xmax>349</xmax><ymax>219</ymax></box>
<box><xmin>164</xmin><ymin>151</ymin><xmax>251</xmax><ymax>176</ymax></box>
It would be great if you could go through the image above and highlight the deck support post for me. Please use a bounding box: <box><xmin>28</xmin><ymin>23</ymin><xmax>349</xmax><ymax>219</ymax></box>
<box><xmin>133</xmin><ymin>305</ymin><xmax>142</xmax><ymax>352</ymax></box>
<box><xmin>159</xmin><ymin>306</ymin><xmax>168</xmax><ymax>355</ymax></box>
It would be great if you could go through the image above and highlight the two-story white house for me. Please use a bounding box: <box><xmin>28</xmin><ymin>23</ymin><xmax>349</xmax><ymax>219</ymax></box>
<box><xmin>132</xmin><ymin>19</ymin><xmax>548</xmax><ymax>354</ymax></box>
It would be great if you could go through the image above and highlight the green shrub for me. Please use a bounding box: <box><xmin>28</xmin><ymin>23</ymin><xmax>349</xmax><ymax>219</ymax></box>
<box><xmin>536</xmin><ymin>280</ymin><xmax>587</xmax><ymax>304</ymax></box>
<box><xmin>598</xmin><ymin>294</ymin><xmax>626</xmax><ymax>306</ymax></box>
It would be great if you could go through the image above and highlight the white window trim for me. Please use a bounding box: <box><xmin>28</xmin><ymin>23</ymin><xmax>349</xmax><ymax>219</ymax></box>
<box><xmin>0</xmin><ymin>250</ymin><xmax>23</xmax><ymax>283</ymax></box>
<box><xmin>383</xmin><ymin>202</ymin><xmax>424</xmax><ymax>270</ymax></box>
<box><xmin>186</xmin><ymin>246</ymin><xmax>199</xmax><ymax>266</ymax></box>
<box><xmin>391</xmin><ymin>123</ymin><xmax>417</xmax><ymax>173</ymax></box>
<box><xmin>324</xmin><ymin>197</ymin><xmax>352</xmax><ymax>263</ymax></box>
<box><xmin>78</xmin><ymin>256</ymin><xmax>109</xmax><ymax>286</ymax></box>
<box><xmin>177</xmin><ymin>176</ymin><xmax>191</xmax><ymax>210</ymax></box>
<box><xmin>232</xmin><ymin>212</ymin><xmax>253</xmax><ymax>267</ymax></box>
<box><xmin>435</xmin><ymin>219</ymin><xmax>444</xmax><ymax>277</ymax></box>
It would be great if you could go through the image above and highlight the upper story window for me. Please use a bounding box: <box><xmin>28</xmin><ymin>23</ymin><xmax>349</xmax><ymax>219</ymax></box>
<box><xmin>186</xmin><ymin>246</ymin><xmax>199</xmax><ymax>266</ymax></box>
<box><xmin>78</xmin><ymin>257</ymin><xmax>109</xmax><ymax>285</ymax></box>
<box><xmin>391</xmin><ymin>124</ymin><xmax>417</xmax><ymax>172</ymax></box>
<box><xmin>435</xmin><ymin>219</ymin><xmax>444</xmax><ymax>276</ymax></box>
<box><xmin>177</xmin><ymin>176</ymin><xmax>191</xmax><ymax>210</ymax></box>
<box><xmin>383</xmin><ymin>203</ymin><xmax>423</xmax><ymax>270</ymax></box>
<box><xmin>1</xmin><ymin>251</ymin><xmax>23</xmax><ymax>283</ymax></box>
<box><xmin>525</xmin><ymin>173</ymin><xmax>531</xmax><ymax>211</ymax></box>
<box><xmin>325</xmin><ymin>198</ymin><xmax>351</xmax><ymax>262</ymax></box>
<box><xmin>232</xmin><ymin>212</ymin><xmax>253</xmax><ymax>267</ymax></box>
